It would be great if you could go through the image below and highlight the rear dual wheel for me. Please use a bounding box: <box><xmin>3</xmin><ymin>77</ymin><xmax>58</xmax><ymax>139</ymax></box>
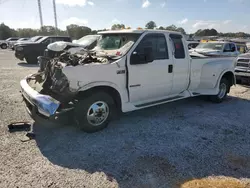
<box><xmin>210</xmin><ymin>78</ymin><xmax>229</xmax><ymax>103</ymax></box>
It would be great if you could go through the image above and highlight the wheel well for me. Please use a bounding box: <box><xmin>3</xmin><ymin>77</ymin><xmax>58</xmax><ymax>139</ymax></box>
<box><xmin>76</xmin><ymin>86</ymin><xmax>122</xmax><ymax>111</ymax></box>
<box><xmin>222</xmin><ymin>71</ymin><xmax>235</xmax><ymax>87</ymax></box>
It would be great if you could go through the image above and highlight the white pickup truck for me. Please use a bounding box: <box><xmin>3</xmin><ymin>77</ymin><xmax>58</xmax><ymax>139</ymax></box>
<box><xmin>20</xmin><ymin>29</ymin><xmax>236</xmax><ymax>132</ymax></box>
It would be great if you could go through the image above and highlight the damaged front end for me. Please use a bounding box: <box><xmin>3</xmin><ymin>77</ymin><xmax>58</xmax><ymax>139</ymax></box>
<box><xmin>21</xmin><ymin>50</ymin><xmax>109</xmax><ymax>119</ymax></box>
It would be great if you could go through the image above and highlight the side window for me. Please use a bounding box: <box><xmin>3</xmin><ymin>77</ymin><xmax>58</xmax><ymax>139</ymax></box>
<box><xmin>156</xmin><ymin>35</ymin><xmax>169</xmax><ymax>59</ymax></box>
<box><xmin>134</xmin><ymin>35</ymin><xmax>157</xmax><ymax>64</ymax></box>
<box><xmin>170</xmin><ymin>34</ymin><xmax>185</xmax><ymax>59</ymax></box>
<box><xmin>41</xmin><ymin>38</ymin><xmax>51</xmax><ymax>45</ymax></box>
<box><xmin>230</xmin><ymin>43</ymin><xmax>236</xmax><ymax>52</ymax></box>
<box><xmin>131</xmin><ymin>34</ymin><xmax>168</xmax><ymax>65</ymax></box>
<box><xmin>56</xmin><ymin>37</ymin><xmax>69</xmax><ymax>42</ymax></box>
<box><xmin>224</xmin><ymin>43</ymin><xmax>231</xmax><ymax>52</ymax></box>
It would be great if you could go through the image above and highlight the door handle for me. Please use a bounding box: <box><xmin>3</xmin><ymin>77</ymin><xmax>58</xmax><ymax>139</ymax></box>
<box><xmin>168</xmin><ymin>64</ymin><xmax>173</xmax><ymax>73</ymax></box>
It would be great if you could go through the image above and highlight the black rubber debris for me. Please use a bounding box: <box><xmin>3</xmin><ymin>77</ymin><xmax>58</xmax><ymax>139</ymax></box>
<box><xmin>8</xmin><ymin>122</ymin><xmax>32</xmax><ymax>133</ymax></box>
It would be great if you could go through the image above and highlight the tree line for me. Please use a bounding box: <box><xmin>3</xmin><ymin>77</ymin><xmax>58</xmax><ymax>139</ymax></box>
<box><xmin>0</xmin><ymin>20</ymin><xmax>250</xmax><ymax>40</ymax></box>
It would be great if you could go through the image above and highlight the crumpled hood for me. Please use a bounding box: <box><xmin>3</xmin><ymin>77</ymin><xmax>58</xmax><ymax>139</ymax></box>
<box><xmin>238</xmin><ymin>53</ymin><xmax>250</xmax><ymax>58</ymax></box>
<box><xmin>48</xmin><ymin>41</ymin><xmax>86</xmax><ymax>52</ymax></box>
<box><xmin>189</xmin><ymin>48</ymin><xmax>221</xmax><ymax>54</ymax></box>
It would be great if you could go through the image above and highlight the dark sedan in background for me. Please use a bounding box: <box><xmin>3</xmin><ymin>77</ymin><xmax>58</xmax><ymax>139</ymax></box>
<box><xmin>15</xmin><ymin>36</ymin><xmax>71</xmax><ymax>64</ymax></box>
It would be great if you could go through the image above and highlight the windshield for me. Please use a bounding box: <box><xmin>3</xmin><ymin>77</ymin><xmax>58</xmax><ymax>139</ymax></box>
<box><xmin>30</xmin><ymin>36</ymin><xmax>43</xmax><ymax>42</ymax></box>
<box><xmin>35</xmin><ymin>36</ymin><xmax>47</xmax><ymax>43</ymax></box>
<box><xmin>196</xmin><ymin>43</ymin><xmax>223</xmax><ymax>50</ymax></box>
<box><xmin>74</xmin><ymin>35</ymin><xmax>100</xmax><ymax>46</ymax></box>
<box><xmin>94</xmin><ymin>33</ymin><xmax>141</xmax><ymax>56</ymax></box>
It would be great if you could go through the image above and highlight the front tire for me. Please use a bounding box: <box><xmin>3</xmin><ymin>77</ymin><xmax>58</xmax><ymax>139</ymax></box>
<box><xmin>210</xmin><ymin>78</ymin><xmax>229</xmax><ymax>103</ymax></box>
<box><xmin>25</xmin><ymin>55</ymin><xmax>38</xmax><ymax>64</ymax></box>
<box><xmin>74</xmin><ymin>92</ymin><xmax>116</xmax><ymax>133</ymax></box>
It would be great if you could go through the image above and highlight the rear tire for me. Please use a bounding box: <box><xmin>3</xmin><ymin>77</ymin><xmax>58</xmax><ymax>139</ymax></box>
<box><xmin>210</xmin><ymin>78</ymin><xmax>229</xmax><ymax>103</ymax></box>
<box><xmin>74</xmin><ymin>92</ymin><xmax>116</xmax><ymax>133</ymax></box>
<box><xmin>25</xmin><ymin>55</ymin><xmax>38</xmax><ymax>64</ymax></box>
<box><xmin>0</xmin><ymin>43</ymin><xmax>7</xmax><ymax>49</ymax></box>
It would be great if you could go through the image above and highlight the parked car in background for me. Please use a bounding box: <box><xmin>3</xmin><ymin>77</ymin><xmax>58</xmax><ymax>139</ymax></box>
<box><xmin>15</xmin><ymin>36</ymin><xmax>71</xmax><ymax>64</ymax></box>
<box><xmin>8</xmin><ymin>38</ymin><xmax>30</xmax><ymax>50</ymax></box>
<box><xmin>20</xmin><ymin>29</ymin><xmax>236</xmax><ymax>133</ymax></box>
<box><xmin>189</xmin><ymin>41</ymin><xmax>240</xmax><ymax>56</ymax></box>
<box><xmin>0</xmin><ymin>37</ymin><xmax>19</xmax><ymax>49</ymax></box>
<box><xmin>186</xmin><ymin>41</ymin><xmax>200</xmax><ymax>50</ymax></box>
<box><xmin>235</xmin><ymin>42</ymin><xmax>248</xmax><ymax>54</ymax></box>
<box><xmin>235</xmin><ymin>52</ymin><xmax>250</xmax><ymax>83</ymax></box>
<box><xmin>246</xmin><ymin>42</ymin><xmax>250</xmax><ymax>49</ymax></box>
<box><xmin>13</xmin><ymin>36</ymin><xmax>44</xmax><ymax>51</ymax></box>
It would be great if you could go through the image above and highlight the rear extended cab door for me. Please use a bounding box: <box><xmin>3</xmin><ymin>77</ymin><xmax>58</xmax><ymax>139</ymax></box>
<box><xmin>127</xmin><ymin>32</ymin><xmax>174</xmax><ymax>104</ymax></box>
<box><xmin>169</xmin><ymin>34</ymin><xmax>190</xmax><ymax>95</ymax></box>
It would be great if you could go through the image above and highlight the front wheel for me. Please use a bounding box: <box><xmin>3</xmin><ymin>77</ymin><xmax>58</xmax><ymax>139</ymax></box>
<box><xmin>25</xmin><ymin>55</ymin><xmax>38</xmax><ymax>64</ymax></box>
<box><xmin>0</xmin><ymin>43</ymin><xmax>7</xmax><ymax>49</ymax></box>
<box><xmin>210</xmin><ymin>78</ymin><xmax>229</xmax><ymax>103</ymax></box>
<box><xmin>74</xmin><ymin>92</ymin><xmax>116</xmax><ymax>133</ymax></box>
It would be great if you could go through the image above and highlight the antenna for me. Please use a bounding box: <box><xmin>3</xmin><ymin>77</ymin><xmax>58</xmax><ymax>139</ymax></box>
<box><xmin>52</xmin><ymin>0</ymin><xmax>58</xmax><ymax>31</ymax></box>
<box><xmin>37</xmin><ymin>0</ymin><xmax>43</xmax><ymax>28</ymax></box>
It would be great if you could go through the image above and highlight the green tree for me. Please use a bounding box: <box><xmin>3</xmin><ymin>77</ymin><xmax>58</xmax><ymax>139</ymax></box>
<box><xmin>66</xmin><ymin>24</ymin><xmax>92</xmax><ymax>39</ymax></box>
<box><xmin>145</xmin><ymin>21</ymin><xmax>156</xmax><ymax>29</ymax></box>
<box><xmin>111</xmin><ymin>24</ymin><xmax>125</xmax><ymax>30</ymax></box>
<box><xmin>0</xmin><ymin>23</ymin><xmax>13</xmax><ymax>39</ymax></box>
<box><xmin>195</xmin><ymin>28</ymin><xmax>218</xmax><ymax>36</ymax></box>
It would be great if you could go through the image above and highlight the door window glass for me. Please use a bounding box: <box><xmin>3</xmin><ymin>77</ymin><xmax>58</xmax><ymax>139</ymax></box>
<box><xmin>170</xmin><ymin>34</ymin><xmax>185</xmax><ymax>59</ymax></box>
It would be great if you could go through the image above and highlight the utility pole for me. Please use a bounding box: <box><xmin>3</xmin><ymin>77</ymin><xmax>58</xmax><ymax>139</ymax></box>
<box><xmin>52</xmin><ymin>0</ymin><xmax>58</xmax><ymax>31</ymax></box>
<box><xmin>37</xmin><ymin>0</ymin><xmax>43</xmax><ymax>28</ymax></box>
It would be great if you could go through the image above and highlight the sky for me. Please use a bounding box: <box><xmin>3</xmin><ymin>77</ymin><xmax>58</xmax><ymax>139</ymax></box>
<box><xmin>0</xmin><ymin>0</ymin><xmax>250</xmax><ymax>33</ymax></box>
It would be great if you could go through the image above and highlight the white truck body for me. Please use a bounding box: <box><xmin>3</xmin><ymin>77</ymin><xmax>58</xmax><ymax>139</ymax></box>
<box><xmin>20</xmin><ymin>29</ymin><xmax>236</xmax><ymax>132</ymax></box>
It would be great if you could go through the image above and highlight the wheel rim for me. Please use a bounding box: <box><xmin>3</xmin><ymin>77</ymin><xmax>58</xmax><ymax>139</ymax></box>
<box><xmin>87</xmin><ymin>101</ymin><xmax>109</xmax><ymax>126</ymax></box>
<box><xmin>218</xmin><ymin>83</ymin><xmax>227</xmax><ymax>99</ymax></box>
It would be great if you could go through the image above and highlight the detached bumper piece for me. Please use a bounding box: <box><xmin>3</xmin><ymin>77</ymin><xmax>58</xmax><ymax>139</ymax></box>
<box><xmin>20</xmin><ymin>77</ymin><xmax>61</xmax><ymax>119</ymax></box>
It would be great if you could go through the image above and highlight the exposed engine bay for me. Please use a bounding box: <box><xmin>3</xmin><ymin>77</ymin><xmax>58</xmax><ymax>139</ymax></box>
<box><xmin>28</xmin><ymin>50</ymin><xmax>110</xmax><ymax>104</ymax></box>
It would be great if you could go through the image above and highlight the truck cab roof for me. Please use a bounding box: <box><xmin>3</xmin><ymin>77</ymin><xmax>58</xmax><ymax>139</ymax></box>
<box><xmin>98</xmin><ymin>29</ymin><xmax>183</xmax><ymax>35</ymax></box>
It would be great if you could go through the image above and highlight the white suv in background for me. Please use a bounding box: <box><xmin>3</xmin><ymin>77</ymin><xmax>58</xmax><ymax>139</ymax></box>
<box><xmin>189</xmin><ymin>41</ymin><xmax>240</xmax><ymax>56</ymax></box>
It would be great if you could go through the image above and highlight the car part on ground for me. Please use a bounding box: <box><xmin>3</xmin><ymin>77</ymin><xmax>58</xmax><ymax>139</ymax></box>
<box><xmin>8</xmin><ymin>122</ymin><xmax>32</xmax><ymax>133</ymax></box>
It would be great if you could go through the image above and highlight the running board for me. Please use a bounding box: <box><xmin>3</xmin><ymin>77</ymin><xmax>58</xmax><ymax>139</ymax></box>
<box><xmin>135</xmin><ymin>95</ymin><xmax>184</xmax><ymax>108</ymax></box>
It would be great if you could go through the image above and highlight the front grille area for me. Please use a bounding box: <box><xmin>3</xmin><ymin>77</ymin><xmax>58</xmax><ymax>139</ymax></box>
<box><xmin>236</xmin><ymin>62</ymin><xmax>249</xmax><ymax>68</ymax></box>
<box><xmin>238</xmin><ymin>59</ymin><xmax>249</xmax><ymax>63</ymax></box>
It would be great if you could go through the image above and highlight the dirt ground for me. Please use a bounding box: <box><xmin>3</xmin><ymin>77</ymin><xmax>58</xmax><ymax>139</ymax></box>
<box><xmin>0</xmin><ymin>49</ymin><xmax>250</xmax><ymax>188</ymax></box>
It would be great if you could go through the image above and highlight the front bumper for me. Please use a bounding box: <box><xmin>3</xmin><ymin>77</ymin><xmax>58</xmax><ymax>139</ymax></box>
<box><xmin>20</xmin><ymin>76</ymin><xmax>60</xmax><ymax>118</ymax></box>
<box><xmin>15</xmin><ymin>51</ymin><xmax>25</xmax><ymax>60</ymax></box>
<box><xmin>235</xmin><ymin>70</ymin><xmax>250</xmax><ymax>78</ymax></box>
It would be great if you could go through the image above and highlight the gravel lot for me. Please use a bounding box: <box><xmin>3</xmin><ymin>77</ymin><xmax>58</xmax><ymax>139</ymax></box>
<box><xmin>0</xmin><ymin>49</ymin><xmax>250</xmax><ymax>188</ymax></box>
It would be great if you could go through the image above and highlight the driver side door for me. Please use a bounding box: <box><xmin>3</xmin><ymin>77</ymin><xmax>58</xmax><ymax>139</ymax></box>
<box><xmin>127</xmin><ymin>33</ymin><xmax>174</xmax><ymax>105</ymax></box>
